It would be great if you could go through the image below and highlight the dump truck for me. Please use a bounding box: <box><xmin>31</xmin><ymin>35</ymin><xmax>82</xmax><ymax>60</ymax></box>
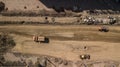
<box><xmin>33</xmin><ymin>35</ymin><xmax>49</xmax><ymax>43</ymax></box>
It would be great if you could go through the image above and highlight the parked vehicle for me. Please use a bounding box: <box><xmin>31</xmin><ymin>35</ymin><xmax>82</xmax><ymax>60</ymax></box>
<box><xmin>80</xmin><ymin>54</ymin><xmax>90</xmax><ymax>60</ymax></box>
<box><xmin>98</xmin><ymin>26</ymin><xmax>109</xmax><ymax>32</ymax></box>
<box><xmin>33</xmin><ymin>35</ymin><xmax>49</xmax><ymax>43</ymax></box>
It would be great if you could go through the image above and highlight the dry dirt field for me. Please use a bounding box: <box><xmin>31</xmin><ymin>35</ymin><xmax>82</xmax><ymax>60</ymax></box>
<box><xmin>0</xmin><ymin>25</ymin><xmax>120</xmax><ymax>62</ymax></box>
<box><xmin>0</xmin><ymin>16</ymin><xmax>77</xmax><ymax>23</ymax></box>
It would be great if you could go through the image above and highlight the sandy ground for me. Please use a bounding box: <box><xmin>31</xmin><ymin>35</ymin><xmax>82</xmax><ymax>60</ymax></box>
<box><xmin>0</xmin><ymin>0</ymin><xmax>49</xmax><ymax>11</ymax></box>
<box><xmin>14</xmin><ymin>39</ymin><xmax>120</xmax><ymax>61</ymax></box>
<box><xmin>0</xmin><ymin>16</ymin><xmax>77</xmax><ymax>23</ymax></box>
<box><xmin>0</xmin><ymin>25</ymin><xmax>120</xmax><ymax>61</ymax></box>
<box><xmin>0</xmin><ymin>16</ymin><xmax>119</xmax><ymax>24</ymax></box>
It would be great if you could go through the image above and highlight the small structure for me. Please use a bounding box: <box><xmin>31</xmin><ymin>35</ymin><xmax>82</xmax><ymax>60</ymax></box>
<box><xmin>33</xmin><ymin>35</ymin><xmax>49</xmax><ymax>43</ymax></box>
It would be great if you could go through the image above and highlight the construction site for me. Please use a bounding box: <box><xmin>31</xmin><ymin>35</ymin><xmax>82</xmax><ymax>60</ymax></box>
<box><xmin>0</xmin><ymin>0</ymin><xmax>120</xmax><ymax>67</ymax></box>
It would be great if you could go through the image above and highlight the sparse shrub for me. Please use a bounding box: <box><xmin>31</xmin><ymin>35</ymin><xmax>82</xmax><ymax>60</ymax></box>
<box><xmin>24</xmin><ymin>6</ymin><xmax>27</xmax><ymax>9</ymax></box>
<box><xmin>4</xmin><ymin>61</ymin><xmax>13</xmax><ymax>66</ymax></box>
<box><xmin>5</xmin><ymin>7</ymin><xmax>8</xmax><ymax>11</ymax></box>
<box><xmin>35</xmin><ymin>60</ymin><xmax>42</xmax><ymax>67</ymax></box>
<box><xmin>44</xmin><ymin>17</ymin><xmax>49</xmax><ymax>23</ymax></box>
<box><xmin>0</xmin><ymin>1</ymin><xmax>5</xmax><ymax>12</ymax></box>
<box><xmin>0</xmin><ymin>56</ymin><xmax>5</xmax><ymax>65</ymax></box>
<box><xmin>0</xmin><ymin>33</ymin><xmax>16</xmax><ymax>54</ymax></box>
<box><xmin>27</xmin><ymin>60</ymin><xmax>34</xmax><ymax>67</ymax></box>
<box><xmin>37</xmin><ymin>6</ymin><xmax>39</xmax><ymax>8</ymax></box>
<box><xmin>51</xmin><ymin>17</ymin><xmax>55</xmax><ymax>23</ymax></box>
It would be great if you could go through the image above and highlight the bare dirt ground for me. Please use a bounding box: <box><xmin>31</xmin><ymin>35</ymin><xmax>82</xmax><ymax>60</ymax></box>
<box><xmin>0</xmin><ymin>25</ymin><xmax>120</xmax><ymax>62</ymax></box>
<box><xmin>0</xmin><ymin>0</ymin><xmax>50</xmax><ymax>11</ymax></box>
<box><xmin>0</xmin><ymin>16</ymin><xmax>119</xmax><ymax>24</ymax></box>
<box><xmin>0</xmin><ymin>16</ymin><xmax>77</xmax><ymax>23</ymax></box>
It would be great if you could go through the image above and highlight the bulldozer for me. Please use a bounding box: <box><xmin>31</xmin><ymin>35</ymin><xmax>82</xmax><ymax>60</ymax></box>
<box><xmin>33</xmin><ymin>35</ymin><xmax>49</xmax><ymax>43</ymax></box>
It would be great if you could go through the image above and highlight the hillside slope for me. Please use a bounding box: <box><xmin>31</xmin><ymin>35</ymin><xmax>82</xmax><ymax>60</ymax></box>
<box><xmin>0</xmin><ymin>0</ymin><xmax>50</xmax><ymax>11</ymax></box>
<box><xmin>0</xmin><ymin>0</ymin><xmax>119</xmax><ymax>12</ymax></box>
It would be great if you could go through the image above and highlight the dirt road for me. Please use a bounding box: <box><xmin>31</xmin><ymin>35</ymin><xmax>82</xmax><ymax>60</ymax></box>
<box><xmin>0</xmin><ymin>25</ymin><xmax>120</xmax><ymax>61</ymax></box>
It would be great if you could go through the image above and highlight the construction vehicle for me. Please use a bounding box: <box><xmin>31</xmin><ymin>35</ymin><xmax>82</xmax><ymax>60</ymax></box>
<box><xmin>33</xmin><ymin>35</ymin><xmax>49</xmax><ymax>43</ymax></box>
<box><xmin>98</xmin><ymin>26</ymin><xmax>109</xmax><ymax>32</ymax></box>
<box><xmin>80</xmin><ymin>54</ymin><xmax>90</xmax><ymax>60</ymax></box>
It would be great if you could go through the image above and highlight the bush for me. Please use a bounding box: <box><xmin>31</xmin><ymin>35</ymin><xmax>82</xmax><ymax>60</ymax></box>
<box><xmin>0</xmin><ymin>33</ymin><xmax>16</xmax><ymax>54</ymax></box>
<box><xmin>0</xmin><ymin>1</ymin><xmax>5</xmax><ymax>12</ymax></box>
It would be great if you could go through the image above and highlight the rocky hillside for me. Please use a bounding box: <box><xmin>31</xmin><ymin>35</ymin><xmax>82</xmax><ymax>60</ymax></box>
<box><xmin>0</xmin><ymin>0</ymin><xmax>120</xmax><ymax>11</ymax></box>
